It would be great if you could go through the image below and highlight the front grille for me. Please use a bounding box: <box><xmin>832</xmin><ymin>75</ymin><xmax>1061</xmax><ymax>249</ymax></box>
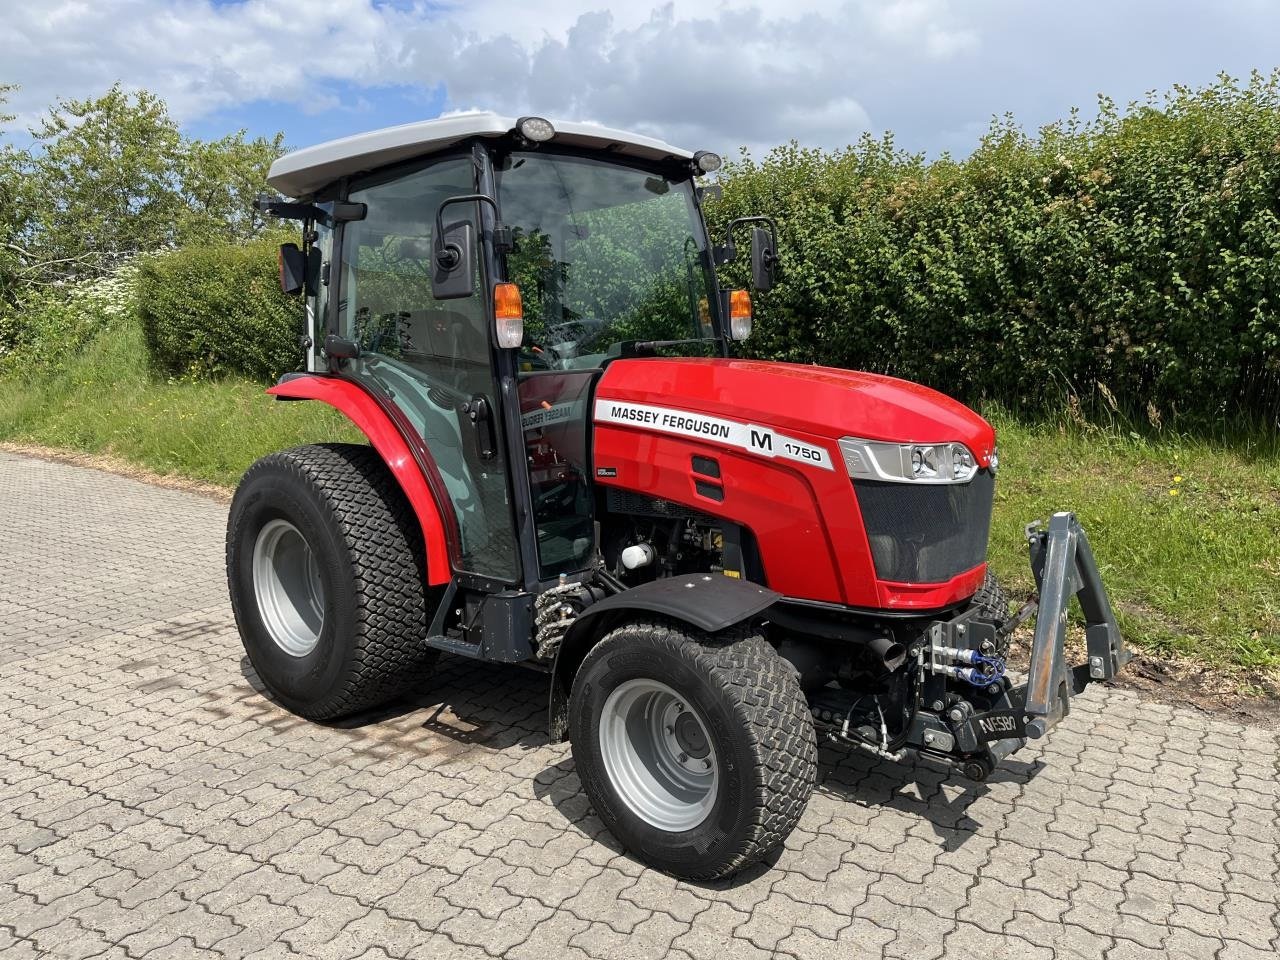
<box><xmin>853</xmin><ymin>470</ymin><xmax>995</xmax><ymax>583</ymax></box>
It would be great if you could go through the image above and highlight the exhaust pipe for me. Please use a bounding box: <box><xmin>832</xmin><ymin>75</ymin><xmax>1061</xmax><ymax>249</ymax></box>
<box><xmin>869</xmin><ymin>635</ymin><xmax>907</xmax><ymax>671</ymax></box>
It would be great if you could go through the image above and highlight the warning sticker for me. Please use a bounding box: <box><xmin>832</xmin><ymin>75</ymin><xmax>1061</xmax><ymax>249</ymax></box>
<box><xmin>594</xmin><ymin>399</ymin><xmax>834</xmax><ymax>471</ymax></box>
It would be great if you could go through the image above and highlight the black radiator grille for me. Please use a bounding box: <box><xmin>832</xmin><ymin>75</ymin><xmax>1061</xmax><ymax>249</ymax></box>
<box><xmin>852</xmin><ymin>470</ymin><xmax>995</xmax><ymax>583</ymax></box>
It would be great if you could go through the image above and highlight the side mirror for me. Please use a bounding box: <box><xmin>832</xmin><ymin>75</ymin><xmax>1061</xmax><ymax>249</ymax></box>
<box><xmin>431</xmin><ymin>221</ymin><xmax>475</xmax><ymax>300</ymax></box>
<box><xmin>432</xmin><ymin>193</ymin><xmax>504</xmax><ymax>301</ymax></box>
<box><xmin>750</xmin><ymin>225</ymin><xmax>777</xmax><ymax>293</ymax></box>
<box><xmin>277</xmin><ymin>243</ymin><xmax>306</xmax><ymax>295</ymax></box>
<box><xmin>714</xmin><ymin>215</ymin><xmax>780</xmax><ymax>288</ymax></box>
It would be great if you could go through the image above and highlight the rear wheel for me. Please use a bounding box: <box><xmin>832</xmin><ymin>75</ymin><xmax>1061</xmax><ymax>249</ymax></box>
<box><xmin>226</xmin><ymin>443</ymin><xmax>437</xmax><ymax>720</ymax></box>
<box><xmin>568</xmin><ymin>620</ymin><xmax>817</xmax><ymax>880</ymax></box>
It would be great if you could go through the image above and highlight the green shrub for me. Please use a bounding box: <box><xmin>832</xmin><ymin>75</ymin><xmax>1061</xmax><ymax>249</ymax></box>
<box><xmin>0</xmin><ymin>265</ymin><xmax>137</xmax><ymax>374</ymax></box>
<box><xmin>707</xmin><ymin>72</ymin><xmax>1280</xmax><ymax>428</ymax></box>
<box><xmin>136</xmin><ymin>236</ymin><xmax>301</xmax><ymax>381</ymax></box>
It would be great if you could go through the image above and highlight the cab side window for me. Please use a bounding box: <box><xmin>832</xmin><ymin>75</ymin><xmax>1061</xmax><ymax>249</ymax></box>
<box><xmin>338</xmin><ymin>158</ymin><xmax>518</xmax><ymax>581</ymax></box>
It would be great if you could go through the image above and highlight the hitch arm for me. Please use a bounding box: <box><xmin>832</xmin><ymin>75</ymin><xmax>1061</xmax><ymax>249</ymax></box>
<box><xmin>1023</xmin><ymin>512</ymin><xmax>1131</xmax><ymax>738</ymax></box>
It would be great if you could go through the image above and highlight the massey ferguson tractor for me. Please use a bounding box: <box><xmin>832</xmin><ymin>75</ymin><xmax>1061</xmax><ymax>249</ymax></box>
<box><xmin>229</xmin><ymin>113</ymin><xmax>1129</xmax><ymax>879</ymax></box>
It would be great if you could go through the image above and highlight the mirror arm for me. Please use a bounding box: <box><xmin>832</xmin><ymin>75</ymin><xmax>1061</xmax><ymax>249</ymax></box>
<box><xmin>722</xmin><ymin>215</ymin><xmax>779</xmax><ymax>256</ymax></box>
<box><xmin>254</xmin><ymin>194</ymin><xmax>366</xmax><ymax>227</ymax></box>
<box><xmin>435</xmin><ymin>193</ymin><xmax>502</xmax><ymax>267</ymax></box>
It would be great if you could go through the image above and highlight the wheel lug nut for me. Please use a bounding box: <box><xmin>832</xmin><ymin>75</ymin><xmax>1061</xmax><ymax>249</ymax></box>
<box><xmin>678</xmin><ymin>753</ymin><xmax>688</xmax><ymax>763</ymax></box>
<box><xmin>665</xmin><ymin>725</ymin><xmax>674</xmax><ymax>734</ymax></box>
<box><xmin>703</xmin><ymin>759</ymin><xmax>712</xmax><ymax>770</ymax></box>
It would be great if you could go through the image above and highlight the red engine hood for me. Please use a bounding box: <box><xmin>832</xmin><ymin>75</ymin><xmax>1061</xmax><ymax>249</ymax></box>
<box><xmin>595</xmin><ymin>358</ymin><xmax>995</xmax><ymax>465</ymax></box>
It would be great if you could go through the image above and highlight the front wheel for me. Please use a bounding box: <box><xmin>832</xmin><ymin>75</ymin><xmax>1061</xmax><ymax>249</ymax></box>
<box><xmin>568</xmin><ymin>620</ymin><xmax>817</xmax><ymax>880</ymax></box>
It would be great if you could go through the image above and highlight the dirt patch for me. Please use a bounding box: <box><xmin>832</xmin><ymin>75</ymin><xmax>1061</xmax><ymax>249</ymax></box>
<box><xmin>1006</xmin><ymin>625</ymin><xmax>1280</xmax><ymax>730</ymax></box>
<box><xmin>0</xmin><ymin>442</ymin><xmax>233</xmax><ymax>503</ymax></box>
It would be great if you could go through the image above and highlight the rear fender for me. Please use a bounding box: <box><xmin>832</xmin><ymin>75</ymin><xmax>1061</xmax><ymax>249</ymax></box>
<box><xmin>267</xmin><ymin>375</ymin><xmax>452</xmax><ymax>585</ymax></box>
<box><xmin>547</xmin><ymin>574</ymin><xmax>781</xmax><ymax>740</ymax></box>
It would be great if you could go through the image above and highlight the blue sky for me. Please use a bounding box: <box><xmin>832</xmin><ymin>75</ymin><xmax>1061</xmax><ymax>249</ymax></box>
<box><xmin>4</xmin><ymin>1</ymin><xmax>1280</xmax><ymax>158</ymax></box>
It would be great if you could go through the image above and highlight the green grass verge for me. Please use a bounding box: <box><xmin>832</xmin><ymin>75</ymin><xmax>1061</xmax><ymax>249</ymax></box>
<box><xmin>983</xmin><ymin>407</ymin><xmax>1279</xmax><ymax>674</ymax></box>
<box><xmin>1</xmin><ymin>320</ymin><xmax>1276</xmax><ymax>673</ymax></box>
<box><xmin>0</xmin><ymin>320</ymin><xmax>360</xmax><ymax>487</ymax></box>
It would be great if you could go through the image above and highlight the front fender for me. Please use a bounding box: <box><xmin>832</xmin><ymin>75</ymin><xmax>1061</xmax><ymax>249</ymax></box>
<box><xmin>267</xmin><ymin>375</ymin><xmax>452</xmax><ymax>585</ymax></box>
<box><xmin>547</xmin><ymin>574</ymin><xmax>781</xmax><ymax>740</ymax></box>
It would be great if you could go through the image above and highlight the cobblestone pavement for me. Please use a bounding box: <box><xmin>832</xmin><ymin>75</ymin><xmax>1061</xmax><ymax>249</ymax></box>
<box><xmin>1</xmin><ymin>449</ymin><xmax>1278</xmax><ymax>960</ymax></box>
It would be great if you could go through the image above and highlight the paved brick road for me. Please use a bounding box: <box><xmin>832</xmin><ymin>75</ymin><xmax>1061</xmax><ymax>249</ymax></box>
<box><xmin>1</xmin><ymin>449</ymin><xmax>1278</xmax><ymax>959</ymax></box>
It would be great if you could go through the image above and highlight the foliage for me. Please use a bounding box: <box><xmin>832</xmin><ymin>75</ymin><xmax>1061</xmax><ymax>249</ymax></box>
<box><xmin>0</xmin><ymin>312</ymin><xmax>358</xmax><ymax>487</ymax></box>
<box><xmin>0</xmin><ymin>83</ymin><xmax>26</xmax><ymax>313</ymax></box>
<box><xmin>178</xmin><ymin>129</ymin><xmax>287</xmax><ymax>244</ymax></box>
<box><xmin>0</xmin><ymin>83</ymin><xmax>284</xmax><ymax>303</ymax></box>
<box><xmin>707</xmin><ymin>71</ymin><xmax>1280</xmax><ymax>429</ymax></box>
<box><xmin>0</xmin><ymin>264</ymin><xmax>137</xmax><ymax>372</ymax></box>
<box><xmin>23</xmin><ymin>85</ymin><xmax>184</xmax><ymax>280</ymax></box>
<box><xmin>136</xmin><ymin>236</ymin><xmax>302</xmax><ymax>381</ymax></box>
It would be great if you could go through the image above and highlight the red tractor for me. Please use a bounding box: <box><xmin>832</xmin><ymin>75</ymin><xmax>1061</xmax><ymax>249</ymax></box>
<box><xmin>230</xmin><ymin>114</ymin><xmax>1128</xmax><ymax>879</ymax></box>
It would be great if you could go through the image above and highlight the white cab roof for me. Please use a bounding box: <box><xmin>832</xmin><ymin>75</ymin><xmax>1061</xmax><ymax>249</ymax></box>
<box><xmin>267</xmin><ymin>112</ymin><xmax>696</xmax><ymax>198</ymax></box>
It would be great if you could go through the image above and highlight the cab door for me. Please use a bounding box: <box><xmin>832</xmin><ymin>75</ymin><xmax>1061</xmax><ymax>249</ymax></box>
<box><xmin>335</xmin><ymin>155</ymin><xmax>519</xmax><ymax>582</ymax></box>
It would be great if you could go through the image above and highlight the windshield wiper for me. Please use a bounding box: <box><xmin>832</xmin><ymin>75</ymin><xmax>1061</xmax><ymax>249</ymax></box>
<box><xmin>619</xmin><ymin>337</ymin><xmax>719</xmax><ymax>357</ymax></box>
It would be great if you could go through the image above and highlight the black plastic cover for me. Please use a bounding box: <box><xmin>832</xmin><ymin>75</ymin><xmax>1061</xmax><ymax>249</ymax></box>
<box><xmin>571</xmin><ymin>573</ymin><xmax>779</xmax><ymax>635</ymax></box>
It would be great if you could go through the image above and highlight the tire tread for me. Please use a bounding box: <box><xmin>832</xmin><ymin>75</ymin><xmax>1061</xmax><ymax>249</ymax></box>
<box><xmin>577</xmin><ymin>619</ymin><xmax>817</xmax><ymax>880</ymax></box>
<box><xmin>230</xmin><ymin>442</ymin><xmax>436</xmax><ymax>720</ymax></box>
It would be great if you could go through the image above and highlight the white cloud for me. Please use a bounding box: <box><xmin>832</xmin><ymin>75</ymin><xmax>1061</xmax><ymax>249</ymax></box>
<box><xmin>0</xmin><ymin>0</ymin><xmax>977</xmax><ymax>153</ymax></box>
<box><xmin>1</xmin><ymin>0</ymin><xmax>1278</xmax><ymax>157</ymax></box>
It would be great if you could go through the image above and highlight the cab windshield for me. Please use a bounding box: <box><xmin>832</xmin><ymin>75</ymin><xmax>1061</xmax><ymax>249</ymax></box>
<box><xmin>495</xmin><ymin>151</ymin><xmax>721</xmax><ymax>369</ymax></box>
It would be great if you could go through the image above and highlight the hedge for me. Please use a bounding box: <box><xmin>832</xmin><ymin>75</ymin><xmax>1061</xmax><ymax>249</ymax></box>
<box><xmin>706</xmin><ymin>72</ymin><xmax>1280</xmax><ymax>427</ymax></box>
<box><xmin>136</xmin><ymin>235</ymin><xmax>301</xmax><ymax>381</ymax></box>
<box><xmin>132</xmin><ymin>74</ymin><xmax>1280</xmax><ymax>426</ymax></box>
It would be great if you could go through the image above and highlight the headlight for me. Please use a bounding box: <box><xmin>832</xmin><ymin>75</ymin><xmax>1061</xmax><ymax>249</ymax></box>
<box><xmin>693</xmin><ymin>150</ymin><xmax>722</xmax><ymax>173</ymax></box>
<box><xmin>516</xmin><ymin>116</ymin><xmax>556</xmax><ymax>142</ymax></box>
<box><xmin>839</xmin><ymin>437</ymin><xmax>980</xmax><ymax>484</ymax></box>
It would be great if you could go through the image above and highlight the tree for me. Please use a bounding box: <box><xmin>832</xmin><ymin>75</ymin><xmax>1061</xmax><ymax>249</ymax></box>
<box><xmin>22</xmin><ymin>84</ymin><xmax>184</xmax><ymax>281</ymax></box>
<box><xmin>5</xmin><ymin>84</ymin><xmax>286</xmax><ymax>290</ymax></box>
<box><xmin>178</xmin><ymin>129</ymin><xmax>287</xmax><ymax>244</ymax></box>
<box><xmin>0</xmin><ymin>83</ymin><xmax>30</xmax><ymax>310</ymax></box>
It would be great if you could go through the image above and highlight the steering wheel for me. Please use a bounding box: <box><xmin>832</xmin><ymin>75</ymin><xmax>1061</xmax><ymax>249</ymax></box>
<box><xmin>521</xmin><ymin>341</ymin><xmax>564</xmax><ymax>370</ymax></box>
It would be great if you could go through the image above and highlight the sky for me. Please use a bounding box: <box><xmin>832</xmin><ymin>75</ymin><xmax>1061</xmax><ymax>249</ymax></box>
<box><xmin>2</xmin><ymin>0</ymin><xmax>1280</xmax><ymax>159</ymax></box>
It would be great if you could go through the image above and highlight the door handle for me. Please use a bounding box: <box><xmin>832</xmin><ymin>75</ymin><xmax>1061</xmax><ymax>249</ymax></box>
<box><xmin>462</xmin><ymin>395</ymin><xmax>497</xmax><ymax>460</ymax></box>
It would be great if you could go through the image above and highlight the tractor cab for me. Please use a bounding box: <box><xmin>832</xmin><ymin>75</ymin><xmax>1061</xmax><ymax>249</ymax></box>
<box><xmin>234</xmin><ymin>112</ymin><xmax>1128</xmax><ymax>881</ymax></box>
<box><xmin>263</xmin><ymin>114</ymin><xmax>766</xmax><ymax>593</ymax></box>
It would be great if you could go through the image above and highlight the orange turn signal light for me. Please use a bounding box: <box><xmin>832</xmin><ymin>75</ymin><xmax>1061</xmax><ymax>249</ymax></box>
<box><xmin>727</xmin><ymin>288</ymin><xmax>753</xmax><ymax>341</ymax></box>
<box><xmin>494</xmin><ymin>282</ymin><xmax>523</xmax><ymax>320</ymax></box>
<box><xmin>494</xmin><ymin>282</ymin><xmax>525</xmax><ymax>349</ymax></box>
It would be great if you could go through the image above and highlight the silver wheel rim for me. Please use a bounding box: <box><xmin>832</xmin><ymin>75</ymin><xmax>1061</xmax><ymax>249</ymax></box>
<box><xmin>252</xmin><ymin>519</ymin><xmax>325</xmax><ymax>657</ymax></box>
<box><xmin>599</xmin><ymin>679</ymin><xmax>718</xmax><ymax>832</ymax></box>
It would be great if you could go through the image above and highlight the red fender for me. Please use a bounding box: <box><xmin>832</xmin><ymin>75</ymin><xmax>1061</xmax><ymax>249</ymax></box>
<box><xmin>267</xmin><ymin>375</ymin><xmax>452</xmax><ymax>586</ymax></box>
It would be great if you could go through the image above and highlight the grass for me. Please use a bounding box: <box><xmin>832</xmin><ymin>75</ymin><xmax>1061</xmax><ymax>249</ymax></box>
<box><xmin>2</xmin><ymin>317</ymin><xmax>1276</xmax><ymax>675</ymax></box>
<box><xmin>982</xmin><ymin>406</ymin><xmax>1280</xmax><ymax>674</ymax></box>
<box><xmin>0</xmin><ymin>320</ymin><xmax>359</xmax><ymax>487</ymax></box>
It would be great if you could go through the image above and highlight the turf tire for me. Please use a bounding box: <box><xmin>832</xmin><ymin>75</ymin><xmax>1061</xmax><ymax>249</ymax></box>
<box><xmin>226</xmin><ymin>443</ymin><xmax>437</xmax><ymax>720</ymax></box>
<box><xmin>568</xmin><ymin>619</ymin><xmax>817</xmax><ymax>880</ymax></box>
<box><xmin>973</xmin><ymin>571</ymin><xmax>1011</xmax><ymax>623</ymax></box>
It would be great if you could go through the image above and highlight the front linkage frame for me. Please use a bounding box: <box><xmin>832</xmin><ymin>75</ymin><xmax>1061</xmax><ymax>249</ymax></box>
<box><xmin>1022</xmin><ymin>511</ymin><xmax>1131</xmax><ymax>736</ymax></box>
